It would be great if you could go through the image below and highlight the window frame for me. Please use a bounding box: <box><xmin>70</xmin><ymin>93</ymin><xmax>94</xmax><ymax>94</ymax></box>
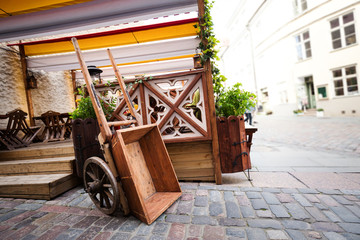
<box><xmin>295</xmin><ymin>30</ymin><xmax>312</xmax><ymax>60</ymax></box>
<box><xmin>332</xmin><ymin>65</ymin><xmax>359</xmax><ymax>97</ymax></box>
<box><xmin>293</xmin><ymin>0</ymin><xmax>308</xmax><ymax>14</ymax></box>
<box><xmin>329</xmin><ymin>11</ymin><xmax>357</xmax><ymax>50</ymax></box>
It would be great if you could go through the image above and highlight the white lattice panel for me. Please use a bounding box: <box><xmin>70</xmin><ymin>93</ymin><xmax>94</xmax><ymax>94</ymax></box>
<box><xmin>160</xmin><ymin>113</ymin><xmax>203</xmax><ymax>140</ymax></box>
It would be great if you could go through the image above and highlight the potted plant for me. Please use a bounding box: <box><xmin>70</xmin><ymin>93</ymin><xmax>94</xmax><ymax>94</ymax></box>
<box><xmin>316</xmin><ymin>108</ymin><xmax>324</xmax><ymax>117</ymax></box>
<box><xmin>215</xmin><ymin>83</ymin><xmax>257</xmax><ymax>174</ymax></box>
<box><xmin>293</xmin><ymin>109</ymin><xmax>304</xmax><ymax>115</ymax></box>
<box><xmin>69</xmin><ymin>86</ymin><xmax>116</xmax><ymax>178</ymax></box>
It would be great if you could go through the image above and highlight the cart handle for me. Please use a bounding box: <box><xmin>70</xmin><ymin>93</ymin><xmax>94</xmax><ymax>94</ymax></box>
<box><xmin>72</xmin><ymin>37</ymin><xmax>112</xmax><ymax>142</ymax></box>
<box><xmin>108</xmin><ymin>120</ymin><xmax>137</xmax><ymax>127</ymax></box>
<box><xmin>107</xmin><ymin>49</ymin><xmax>142</xmax><ymax>126</ymax></box>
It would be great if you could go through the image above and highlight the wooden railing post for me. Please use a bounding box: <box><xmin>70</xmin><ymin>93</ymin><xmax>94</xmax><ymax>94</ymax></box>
<box><xmin>19</xmin><ymin>45</ymin><xmax>35</xmax><ymax>126</ymax></box>
<box><xmin>197</xmin><ymin>0</ymin><xmax>222</xmax><ymax>184</ymax></box>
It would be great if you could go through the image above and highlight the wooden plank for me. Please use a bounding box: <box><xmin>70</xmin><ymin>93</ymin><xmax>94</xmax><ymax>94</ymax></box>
<box><xmin>180</xmin><ymin>175</ymin><xmax>214</xmax><ymax>181</ymax></box>
<box><xmin>139</xmin><ymin>126</ymin><xmax>181</xmax><ymax>193</ymax></box>
<box><xmin>228</xmin><ymin>116</ymin><xmax>242</xmax><ymax>173</ymax></box>
<box><xmin>0</xmin><ymin>144</ymin><xmax>74</xmax><ymax>161</ymax></box>
<box><xmin>125</xmin><ymin>141</ymin><xmax>156</xmax><ymax>200</ymax></box>
<box><xmin>144</xmin><ymin>192</ymin><xmax>182</xmax><ymax>224</ymax></box>
<box><xmin>119</xmin><ymin>124</ymin><xmax>153</xmax><ymax>144</ymax></box>
<box><xmin>172</xmin><ymin>160</ymin><xmax>213</xmax><ymax>170</ymax></box>
<box><xmin>216</xmin><ymin>117</ymin><xmax>232</xmax><ymax>173</ymax></box>
<box><xmin>166</xmin><ymin>141</ymin><xmax>212</xmax><ymax>155</ymax></box>
<box><xmin>49</xmin><ymin>174</ymin><xmax>79</xmax><ymax>199</ymax></box>
<box><xmin>175</xmin><ymin>168</ymin><xmax>214</xmax><ymax>178</ymax></box>
<box><xmin>0</xmin><ymin>157</ymin><xmax>74</xmax><ymax>175</ymax></box>
<box><xmin>197</xmin><ymin>0</ymin><xmax>222</xmax><ymax>184</ymax></box>
<box><xmin>0</xmin><ymin>173</ymin><xmax>78</xmax><ymax>200</ymax></box>
<box><xmin>169</xmin><ymin>152</ymin><xmax>213</xmax><ymax>162</ymax></box>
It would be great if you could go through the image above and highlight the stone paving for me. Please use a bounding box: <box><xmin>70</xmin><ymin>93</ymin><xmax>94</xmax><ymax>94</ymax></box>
<box><xmin>251</xmin><ymin>115</ymin><xmax>360</xmax><ymax>155</ymax></box>
<box><xmin>1</xmin><ymin>115</ymin><xmax>360</xmax><ymax>239</ymax></box>
<box><xmin>0</xmin><ymin>182</ymin><xmax>360</xmax><ymax>240</ymax></box>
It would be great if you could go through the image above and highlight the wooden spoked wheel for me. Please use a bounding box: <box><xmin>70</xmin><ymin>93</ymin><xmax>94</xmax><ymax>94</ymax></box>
<box><xmin>83</xmin><ymin>157</ymin><xmax>120</xmax><ymax>215</ymax></box>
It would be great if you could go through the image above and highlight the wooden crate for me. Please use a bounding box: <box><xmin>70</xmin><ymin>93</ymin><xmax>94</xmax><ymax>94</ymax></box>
<box><xmin>111</xmin><ymin>124</ymin><xmax>181</xmax><ymax>224</ymax></box>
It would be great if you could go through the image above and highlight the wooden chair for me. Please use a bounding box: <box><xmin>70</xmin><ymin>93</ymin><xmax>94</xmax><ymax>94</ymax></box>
<box><xmin>40</xmin><ymin>111</ymin><xmax>65</xmax><ymax>142</ymax></box>
<box><xmin>0</xmin><ymin>109</ymin><xmax>43</xmax><ymax>150</ymax></box>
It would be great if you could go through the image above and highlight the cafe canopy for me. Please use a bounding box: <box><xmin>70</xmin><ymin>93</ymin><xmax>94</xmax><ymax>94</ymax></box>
<box><xmin>1</xmin><ymin>0</ymin><xmax>200</xmax><ymax>77</ymax></box>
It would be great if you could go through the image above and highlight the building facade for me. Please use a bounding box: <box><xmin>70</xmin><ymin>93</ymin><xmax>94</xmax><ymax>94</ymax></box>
<box><xmin>214</xmin><ymin>0</ymin><xmax>360</xmax><ymax>116</ymax></box>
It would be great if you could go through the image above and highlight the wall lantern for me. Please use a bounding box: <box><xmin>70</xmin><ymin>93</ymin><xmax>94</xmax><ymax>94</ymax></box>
<box><xmin>87</xmin><ymin>65</ymin><xmax>103</xmax><ymax>84</ymax></box>
<box><xmin>193</xmin><ymin>48</ymin><xmax>203</xmax><ymax>69</ymax></box>
<box><xmin>26</xmin><ymin>71</ymin><xmax>37</xmax><ymax>89</ymax></box>
<box><xmin>193</xmin><ymin>54</ymin><xmax>203</xmax><ymax>69</ymax></box>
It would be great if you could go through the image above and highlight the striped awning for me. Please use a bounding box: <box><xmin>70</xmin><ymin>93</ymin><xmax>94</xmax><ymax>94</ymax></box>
<box><xmin>2</xmin><ymin>0</ymin><xmax>200</xmax><ymax>76</ymax></box>
<box><xmin>0</xmin><ymin>0</ymin><xmax>198</xmax><ymax>42</ymax></box>
<box><xmin>10</xmin><ymin>18</ymin><xmax>198</xmax><ymax>56</ymax></box>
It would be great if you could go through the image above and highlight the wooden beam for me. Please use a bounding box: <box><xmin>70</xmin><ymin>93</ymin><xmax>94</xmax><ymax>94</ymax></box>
<box><xmin>71</xmin><ymin>70</ymin><xmax>77</xmax><ymax>105</ymax></box>
<box><xmin>197</xmin><ymin>0</ymin><xmax>222</xmax><ymax>184</ymax></box>
<box><xmin>19</xmin><ymin>45</ymin><xmax>35</xmax><ymax>126</ymax></box>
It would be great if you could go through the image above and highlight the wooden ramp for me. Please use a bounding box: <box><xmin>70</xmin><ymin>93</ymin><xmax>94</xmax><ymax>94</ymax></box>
<box><xmin>0</xmin><ymin>140</ymin><xmax>79</xmax><ymax>200</ymax></box>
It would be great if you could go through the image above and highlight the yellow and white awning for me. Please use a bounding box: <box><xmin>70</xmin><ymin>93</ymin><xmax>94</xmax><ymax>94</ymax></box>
<box><xmin>2</xmin><ymin>0</ymin><xmax>200</xmax><ymax>76</ymax></box>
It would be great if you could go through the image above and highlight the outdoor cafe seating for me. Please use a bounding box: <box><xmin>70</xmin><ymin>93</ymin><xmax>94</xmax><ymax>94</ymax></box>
<box><xmin>0</xmin><ymin>109</ymin><xmax>72</xmax><ymax>150</ymax></box>
<box><xmin>0</xmin><ymin>109</ymin><xmax>43</xmax><ymax>150</ymax></box>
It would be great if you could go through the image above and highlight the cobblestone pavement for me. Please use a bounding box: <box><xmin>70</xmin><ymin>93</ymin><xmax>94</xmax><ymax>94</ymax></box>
<box><xmin>1</xmin><ymin>182</ymin><xmax>360</xmax><ymax>240</ymax></box>
<box><xmin>1</xmin><ymin>115</ymin><xmax>360</xmax><ymax>239</ymax></box>
<box><xmin>251</xmin><ymin>115</ymin><xmax>360</xmax><ymax>155</ymax></box>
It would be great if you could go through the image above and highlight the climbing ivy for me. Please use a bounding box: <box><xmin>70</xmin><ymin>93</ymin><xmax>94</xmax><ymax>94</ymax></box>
<box><xmin>195</xmin><ymin>0</ymin><xmax>226</xmax><ymax>114</ymax></box>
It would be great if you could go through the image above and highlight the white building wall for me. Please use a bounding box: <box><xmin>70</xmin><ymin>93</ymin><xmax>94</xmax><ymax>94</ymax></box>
<box><xmin>214</xmin><ymin>0</ymin><xmax>360</xmax><ymax>117</ymax></box>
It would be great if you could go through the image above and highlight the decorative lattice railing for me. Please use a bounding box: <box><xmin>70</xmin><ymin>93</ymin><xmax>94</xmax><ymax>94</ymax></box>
<box><xmin>94</xmin><ymin>69</ymin><xmax>211</xmax><ymax>143</ymax></box>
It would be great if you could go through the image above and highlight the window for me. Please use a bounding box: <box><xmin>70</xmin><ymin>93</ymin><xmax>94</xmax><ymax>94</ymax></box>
<box><xmin>333</xmin><ymin>65</ymin><xmax>358</xmax><ymax>96</ymax></box>
<box><xmin>330</xmin><ymin>12</ymin><xmax>357</xmax><ymax>49</ymax></box>
<box><xmin>294</xmin><ymin>0</ymin><xmax>307</xmax><ymax>14</ymax></box>
<box><xmin>295</xmin><ymin>31</ymin><xmax>312</xmax><ymax>60</ymax></box>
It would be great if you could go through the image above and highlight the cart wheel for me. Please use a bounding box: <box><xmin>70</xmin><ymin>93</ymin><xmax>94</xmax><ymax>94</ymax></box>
<box><xmin>83</xmin><ymin>157</ymin><xmax>120</xmax><ymax>215</ymax></box>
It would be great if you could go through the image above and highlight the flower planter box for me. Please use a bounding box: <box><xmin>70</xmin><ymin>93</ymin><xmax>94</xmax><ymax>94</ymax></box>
<box><xmin>216</xmin><ymin>116</ymin><xmax>256</xmax><ymax>173</ymax></box>
<box><xmin>72</xmin><ymin>118</ymin><xmax>103</xmax><ymax>178</ymax></box>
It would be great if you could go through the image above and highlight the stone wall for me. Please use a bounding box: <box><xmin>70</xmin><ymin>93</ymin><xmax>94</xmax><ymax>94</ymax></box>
<box><xmin>0</xmin><ymin>44</ymin><xmax>75</xmax><ymax>128</ymax></box>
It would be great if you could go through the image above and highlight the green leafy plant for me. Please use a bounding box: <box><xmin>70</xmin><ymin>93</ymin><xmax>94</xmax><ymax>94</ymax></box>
<box><xmin>69</xmin><ymin>86</ymin><xmax>116</xmax><ymax>120</ymax></box>
<box><xmin>316</xmin><ymin>108</ymin><xmax>324</xmax><ymax>112</ymax></box>
<box><xmin>217</xmin><ymin>83</ymin><xmax>257</xmax><ymax>117</ymax></box>
<box><xmin>293</xmin><ymin>109</ymin><xmax>304</xmax><ymax>114</ymax></box>
<box><xmin>195</xmin><ymin>0</ymin><xmax>226</xmax><ymax>112</ymax></box>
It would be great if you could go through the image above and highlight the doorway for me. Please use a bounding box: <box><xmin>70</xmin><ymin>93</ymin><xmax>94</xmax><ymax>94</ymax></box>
<box><xmin>304</xmin><ymin>76</ymin><xmax>316</xmax><ymax>109</ymax></box>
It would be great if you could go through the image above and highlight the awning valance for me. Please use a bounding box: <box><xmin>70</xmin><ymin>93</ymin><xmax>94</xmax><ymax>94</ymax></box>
<box><xmin>9</xmin><ymin>18</ymin><xmax>198</xmax><ymax>56</ymax></box>
<box><xmin>27</xmin><ymin>37</ymin><xmax>200</xmax><ymax>72</ymax></box>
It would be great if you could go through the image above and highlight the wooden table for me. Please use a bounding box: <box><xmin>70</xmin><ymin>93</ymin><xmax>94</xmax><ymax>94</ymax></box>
<box><xmin>33</xmin><ymin>111</ymin><xmax>72</xmax><ymax>142</ymax></box>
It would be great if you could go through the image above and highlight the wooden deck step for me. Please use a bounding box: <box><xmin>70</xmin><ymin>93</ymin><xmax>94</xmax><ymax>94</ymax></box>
<box><xmin>0</xmin><ymin>140</ymin><xmax>74</xmax><ymax>161</ymax></box>
<box><xmin>0</xmin><ymin>157</ymin><xmax>75</xmax><ymax>176</ymax></box>
<box><xmin>0</xmin><ymin>174</ymin><xmax>80</xmax><ymax>200</ymax></box>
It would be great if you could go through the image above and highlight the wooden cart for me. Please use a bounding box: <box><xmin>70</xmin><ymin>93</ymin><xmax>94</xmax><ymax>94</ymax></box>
<box><xmin>72</xmin><ymin>38</ymin><xmax>181</xmax><ymax>224</ymax></box>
